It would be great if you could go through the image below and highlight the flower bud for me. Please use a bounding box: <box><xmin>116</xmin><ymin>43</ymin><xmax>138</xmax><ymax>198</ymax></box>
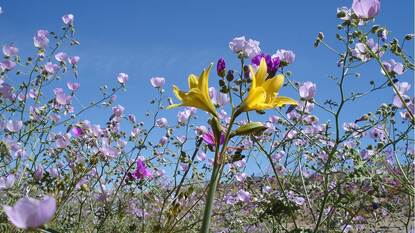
<box><xmin>216</xmin><ymin>58</ymin><xmax>226</xmax><ymax>78</ymax></box>
<box><xmin>226</xmin><ymin>70</ymin><xmax>234</xmax><ymax>81</ymax></box>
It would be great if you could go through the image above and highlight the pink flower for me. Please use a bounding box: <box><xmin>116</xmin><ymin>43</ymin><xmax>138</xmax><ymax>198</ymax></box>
<box><xmin>112</xmin><ymin>104</ymin><xmax>125</xmax><ymax>117</ymax></box>
<box><xmin>150</xmin><ymin>77</ymin><xmax>165</xmax><ymax>88</ymax></box>
<box><xmin>381</xmin><ymin>59</ymin><xmax>404</xmax><ymax>76</ymax></box>
<box><xmin>195</xmin><ymin>125</ymin><xmax>208</xmax><ymax>136</ymax></box>
<box><xmin>132</xmin><ymin>159</ymin><xmax>152</xmax><ymax>180</ymax></box>
<box><xmin>0</xmin><ymin>174</ymin><xmax>15</xmax><ymax>190</ymax></box>
<box><xmin>273</xmin><ymin>49</ymin><xmax>295</xmax><ymax>65</ymax></box>
<box><xmin>100</xmin><ymin>144</ymin><xmax>120</xmax><ymax>158</ymax></box>
<box><xmin>5</xmin><ymin>120</ymin><xmax>23</xmax><ymax>132</ymax></box>
<box><xmin>197</xmin><ymin>151</ymin><xmax>206</xmax><ymax>161</ymax></box>
<box><xmin>44</xmin><ymin>62</ymin><xmax>59</xmax><ymax>74</ymax></box>
<box><xmin>54</xmin><ymin>88</ymin><xmax>72</xmax><ymax>105</ymax></box>
<box><xmin>67</xmin><ymin>82</ymin><xmax>80</xmax><ymax>91</ymax></box>
<box><xmin>159</xmin><ymin>136</ymin><xmax>169</xmax><ymax>146</ymax></box>
<box><xmin>117</xmin><ymin>72</ymin><xmax>128</xmax><ymax>84</ymax></box>
<box><xmin>33</xmin><ymin>30</ymin><xmax>49</xmax><ymax>49</ymax></box>
<box><xmin>0</xmin><ymin>60</ymin><xmax>16</xmax><ymax>71</ymax></box>
<box><xmin>352</xmin><ymin>0</ymin><xmax>380</xmax><ymax>20</ymax></box>
<box><xmin>229</xmin><ymin>36</ymin><xmax>261</xmax><ymax>58</ymax></box>
<box><xmin>68</xmin><ymin>56</ymin><xmax>80</xmax><ymax>65</ymax></box>
<box><xmin>299</xmin><ymin>81</ymin><xmax>316</xmax><ymax>100</ymax></box>
<box><xmin>237</xmin><ymin>190</ymin><xmax>251</xmax><ymax>202</ymax></box>
<box><xmin>34</xmin><ymin>165</ymin><xmax>44</xmax><ymax>181</ymax></box>
<box><xmin>155</xmin><ymin>117</ymin><xmax>168</xmax><ymax>128</ymax></box>
<box><xmin>62</xmin><ymin>14</ymin><xmax>74</xmax><ymax>25</ymax></box>
<box><xmin>55</xmin><ymin>52</ymin><xmax>68</xmax><ymax>62</ymax></box>
<box><xmin>209</xmin><ymin>87</ymin><xmax>229</xmax><ymax>107</ymax></box>
<box><xmin>3</xmin><ymin>196</ymin><xmax>56</xmax><ymax>229</ymax></box>
<box><xmin>2</xmin><ymin>44</ymin><xmax>19</xmax><ymax>57</ymax></box>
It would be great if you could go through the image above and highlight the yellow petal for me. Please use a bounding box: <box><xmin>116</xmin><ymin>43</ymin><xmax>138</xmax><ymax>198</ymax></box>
<box><xmin>173</xmin><ymin>85</ymin><xmax>184</xmax><ymax>101</ymax></box>
<box><xmin>241</xmin><ymin>87</ymin><xmax>267</xmax><ymax>112</ymax></box>
<box><xmin>188</xmin><ymin>74</ymin><xmax>199</xmax><ymax>89</ymax></box>
<box><xmin>271</xmin><ymin>96</ymin><xmax>298</xmax><ymax>107</ymax></box>
<box><xmin>256</xmin><ymin>58</ymin><xmax>268</xmax><ymax>86</ymax></box>
<box><xmin>263</xmin><ymin>74</ymin><xmax>284</xmax><ymax>95</ymax></box>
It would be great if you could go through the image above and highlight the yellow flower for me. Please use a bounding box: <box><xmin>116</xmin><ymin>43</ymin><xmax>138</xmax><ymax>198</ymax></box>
<box><xmin>239</xmin><ymin>58</ymin><xmax>297</xmax><ymax>112</ymax></box>
<box><xmin>167</xmin><ymin>64</ymin><xmax>217</xmax><ymax>117</ymax></box>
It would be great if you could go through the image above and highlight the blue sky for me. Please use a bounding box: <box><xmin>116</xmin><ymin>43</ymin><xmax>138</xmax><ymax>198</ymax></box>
<box><xmin>0</xmin><ymin>1</ymin><xmax>413</xmax><ymax>172</ymax></box>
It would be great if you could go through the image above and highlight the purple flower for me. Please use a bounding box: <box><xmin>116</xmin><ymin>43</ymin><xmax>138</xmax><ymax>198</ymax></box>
<box><xmin>352</xmin><ymin>0</ymin><xmax>380</xmax><ymax>20</ymax></box>
<box><xmin>0</xmin><ymin>60</ymin><xmax>16</xmax><ymax>71</ymax></box>
<box><xmin>68</xmin><ymin>56</ymin><xmax>80</xmax><ymax>65</ymax></box>
<box><xmin>5</xmin><ymin>120</ymin><xmax>23</xmax><ymax>132</ymax></box>
<box><xmin>117</xmin><ymin>72</ymin><xmax>129</xmax><ymax>84</ymax></box>
<box><xmin>237</xmin><ymin>190</ymin><xmax>251</xmax><ymax>202</ymax></box>
<box><xmin>132</xmin><ymin>159</ymin><xmax>152</xmax><ymax>180</ymax></box>
<box><xmin>202</xmin><ymin>131</ymin><xmax>225</xmax><ymax>146</ymax></box>
<box><xmin>62</xmin><ymin>14</ymin><xmax>74</xmax><ymax>25</ymax></box>
<box><xmin>3</xmin><ymin>196</ymin><xmax>56</xmax><ymax>229</ymax></box>
<box><xmin>251</xmin><ymin>53</ymin><xmax>280</xmax><ymax>73</ymax></box>
<box><xmin>33</xmin><ymin>30</ymin><xmax>49</xmax><ymax>49</ymax></box>
<box><xmin>369</xmin><ymin>127</ymin><xmax>386</xmax><ymax>141</ymax></box>
<box><xmin>112</xmin><ymin>104</ymin><xmax>125</xmax><ymax>117</ymax></box>
<box><xmin>67</xmin><ymin>82</ymin><xmax>80</xmax><ymax>91</ymax></box>
<box><xmin>273</xmin><ymin>49</ymin><xmax>295</xmax><ymax>65</ymax></box>
<box><xmin>155</xmin><ymin>117</ymin><xmax>168</xmax><ymax>128</ymax></box>
<box><xmin>55</xmin><ymin>52</ymin><xmax>68</xmax><ymax>62</ymax></box>
<box><xmin>216</xmin><ymin>58</ymin><xmax>226</xmax><ymax>77</ymax></box>
<box><xmin>381</xmin><ymin>59</ymin><xmax>404</xmax><ymax>76</ymax></box>
<box><xmin>299</xmin><ymin>81</ymin><xmax>316</xmax><ymax>100</ymax></box>
<box><xmin>2</xmin><ymin>44</ymin><xmax>19</xmax><ymax>57</ymax></box>
<box><xmin>352</xmin><ymin>39</ymin><xmax>383</xmax><ymax>62</ymax></box>
<box><xmin>150</xmin><ymin>77</ymin><xmax>165</xmax><ymax>88</ymax></box>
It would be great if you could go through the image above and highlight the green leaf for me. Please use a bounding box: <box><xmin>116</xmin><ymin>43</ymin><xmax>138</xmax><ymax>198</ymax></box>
<box><xmin>231</xmin><ymin>122</ymin><xmax>267</xmax><ymax>137</ymax></box>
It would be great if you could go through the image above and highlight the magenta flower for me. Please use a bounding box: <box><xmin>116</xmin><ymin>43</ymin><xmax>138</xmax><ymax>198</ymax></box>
<box><xmin>62</xmin><ymin>14</ymin><xmax>74</xmax><ymax>25</ymax></box>
<box><xmin>132</xmin><ymin>159</ymin><xmax>152</xmax><ymax>180</ymax></box>
<box><xmin>216</xmin><ymin>58</ymin><xmax>226</xmax><ymax>77</ymax></box>
<box><xmin>299</xmin><ymin>81</ymin><xmax>316</xmax><ymax>100</ymax></box>
<box><xmin>251</xmin><ymin>53</ymin><xmax>280</xmax><ymax>73</ymax></box>
<box><xmin>2</xmin><ymin>44</ymin><xmax>19</xmax><ymax>57</ymax></box>
<box><xmin>150</xmin><ymin>77</ymin><xmax>165</xmax><ymax>88</ymax></box>
<box><xmin>3</xmin><ymin>196</ymin><xmax>56</xmax><ymax>229</ymax></box>
<box><xmin>352</xmin><ymin>0</ymin><xmax>380</xmax><ymax>20</ymax></box>
<box><xmin>33</xmin><ymin>30</ymin><xmax>49</xmax><ymax>49</ymax></box>
<box><xmin>202</xmin><ymin>131</ymin><xmax>225</xmax><ymax>146</ymax></box>
<box><xmin>71</xmin><ymin>126</ymin><xmax>83</xmax><ymax>137</ymax></box>
<box><xmin>117</xmin><ymin>72</ymin><xmax>129</xmax><ymax>84</ymax></box>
